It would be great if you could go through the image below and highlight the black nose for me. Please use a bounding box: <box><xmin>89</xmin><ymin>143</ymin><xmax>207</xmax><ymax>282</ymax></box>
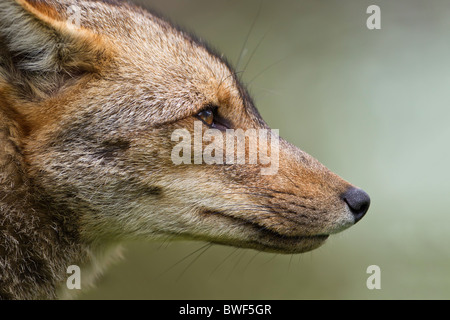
<box><xmin>342</xmin><ymin>187</ymin><xmax>370</xmax><ymax>223</ymax></box>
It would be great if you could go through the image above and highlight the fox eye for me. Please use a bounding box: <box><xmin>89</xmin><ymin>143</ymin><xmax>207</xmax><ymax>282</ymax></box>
<box><xmin>196</xmin><ymin>108</ymin><xmax>215</xmax><ymax>126</ymax></box>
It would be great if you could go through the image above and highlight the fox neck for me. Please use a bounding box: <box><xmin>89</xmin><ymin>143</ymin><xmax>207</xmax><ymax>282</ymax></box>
<box><xmin>0</xmin><ymin>116</ymin><xmax>117</xmax><ymax>299</ymax></box>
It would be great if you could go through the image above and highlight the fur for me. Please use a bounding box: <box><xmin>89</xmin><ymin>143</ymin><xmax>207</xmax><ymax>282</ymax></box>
<box><xmin>0</xmin><ymin>0</ymin><xmax>366</xmax><ymax>299</ymax></box>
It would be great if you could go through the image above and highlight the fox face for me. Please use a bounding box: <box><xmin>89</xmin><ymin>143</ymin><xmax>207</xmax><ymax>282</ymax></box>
<box><xmin>0</xmin><ymin>0</ymin><xmax>370</xmax><ymax>273</ymax></box>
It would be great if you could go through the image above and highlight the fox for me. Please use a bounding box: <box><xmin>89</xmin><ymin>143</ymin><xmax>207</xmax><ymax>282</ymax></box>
<box><xmin>0</xmin><ymin>0</ymin><xmax>370</xmax><ymax>299</ymax></box>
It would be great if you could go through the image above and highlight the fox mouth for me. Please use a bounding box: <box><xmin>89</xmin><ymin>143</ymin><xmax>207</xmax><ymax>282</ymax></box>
<box><xmin>201</xmin><ymin>210</ymin><xmax>329</xmax><ymax>254</ymax></box>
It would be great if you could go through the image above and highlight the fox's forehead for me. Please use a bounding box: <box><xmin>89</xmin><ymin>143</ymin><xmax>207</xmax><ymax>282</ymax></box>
<box><xmin>63</xmin><ymin>0</ymin><xmax>247</xmax><ymax>120</ymax></box>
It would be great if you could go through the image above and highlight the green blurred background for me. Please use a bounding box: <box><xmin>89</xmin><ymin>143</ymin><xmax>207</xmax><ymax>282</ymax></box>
<box><xmin>81</xmin><ymin>0</ymin><xmax>450</xmax><ymax>299</ymax></box>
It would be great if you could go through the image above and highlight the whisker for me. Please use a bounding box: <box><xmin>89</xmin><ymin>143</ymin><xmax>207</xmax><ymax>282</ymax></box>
<box><xmin>176</xmin><ymin>243</ymin><xmax>212</xmax><ymax>282</ymax></box>
<box><xmin>247</xmin><ymin>54</ymin><xmax>294</xmax><ymax>85</ymax></box>
<box><xmin>261</xmin><ymin>253</ymin><xmax>278</xmax><ymax>267</ymax></box>
<box><xmin>236</xmin><ymin>0</ymin><xmax>263</xmax><ymax>72</ymax></box>
<box><xmin>217</xmin><ymin>71</ymin><xmax>243</xmax><ymax>91</ymax></box>
<box><xmin>243</xmin><ymin>250</ymin><xmax>260</xmax><ymax>275</ymax></box>
<box><xmin>209</xmin><ymin>247</ymin><xmax>239</xmax><ymax>279</ymax></box>
<box><xmin>227</xmin><ymin>250</ymin><xmax>247</xmax><ymax>280</ymax></box>
<box><xmin>241</xmin><ymin>26</ymin><xmax>273</xmax><ymax>78</ymax></box>
<box><xmin>252</xmin><ymin>86</ymin><xmax>284</xmax><ymax>97</ymax></box>
<box><xmin>158</xmin><ymin>243</ymin><xmax>211</xmax><ymax>278</ymax></box>
<box><xmin>288</xmin><ymin>254</ymin><xmax>294</xmax><ymax>272</ymax></box>
<box><xmin>157</xmin><ymin>235</ymin><xmax>173</xmax><ymax>250</ymax></box>
<box><xmin>279</xmin><ymin>171</ymin><xmax>303</xmax><ymax>192</ymax></box>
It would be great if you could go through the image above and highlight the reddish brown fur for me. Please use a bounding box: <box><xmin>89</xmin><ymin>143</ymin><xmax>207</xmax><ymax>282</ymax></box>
<box><xmin>0</xmin><ymin>0</ymin><xmax>368</xmax><ymax>299</ymax></box>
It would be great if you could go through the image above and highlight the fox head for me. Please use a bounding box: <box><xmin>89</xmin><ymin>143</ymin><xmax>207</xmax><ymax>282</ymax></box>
<box><xmin>0</xmin><ymin>0</ymin><xmax>369</xmax><ymax>254</ymax></box>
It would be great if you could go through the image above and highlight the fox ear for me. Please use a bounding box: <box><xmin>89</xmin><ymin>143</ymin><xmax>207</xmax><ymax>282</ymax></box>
<box><xmin>0</xmin><ymin>0</ymin><xmax>109</xmax><ymax>99</ymax></box>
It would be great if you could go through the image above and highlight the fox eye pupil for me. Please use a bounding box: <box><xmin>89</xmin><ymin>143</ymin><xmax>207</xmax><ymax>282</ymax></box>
<box><xmin>197</xmin><ymin>109</ymin><xmax>214</xmax><ymax>126</ymax></box>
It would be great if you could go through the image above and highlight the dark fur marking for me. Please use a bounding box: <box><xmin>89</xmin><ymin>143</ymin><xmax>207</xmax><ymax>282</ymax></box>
<box><xmin>142</xmin><ymin>185</ymin><xmax>162</xmax><ymax>196</ymax></box>
<box><xmin>98</xmin><ymin>139</ymin><xmax>131</xmax><ymax>160</ymax></box>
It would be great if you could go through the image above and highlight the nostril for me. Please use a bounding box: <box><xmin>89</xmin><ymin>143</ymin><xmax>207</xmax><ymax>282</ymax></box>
<box><xmin>342</xmin><ymin>187</ymin><xmax>370</xmax><ymax>223</ymax></box>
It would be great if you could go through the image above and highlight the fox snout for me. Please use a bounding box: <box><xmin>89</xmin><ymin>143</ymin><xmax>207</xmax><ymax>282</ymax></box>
<box><xmin>203</xmin><ymin>137</ymin><xmax>372</xmax><ymax>253</ymax></box>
